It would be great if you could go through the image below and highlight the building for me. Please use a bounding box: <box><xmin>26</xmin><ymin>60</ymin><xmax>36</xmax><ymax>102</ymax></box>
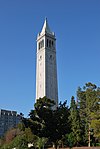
<box><xmin>0</xmin><ymin>109</ymin><xmax>21</xmax><ymax>137</ymax></box>
<box><xmin>36</xmin><ymin>18</ymin><xmax>58</xmax><ymax>107</ymax></box>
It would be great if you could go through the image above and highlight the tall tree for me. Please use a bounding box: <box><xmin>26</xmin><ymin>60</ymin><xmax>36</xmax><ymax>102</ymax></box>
<box><xmin>77</xmin><ymin>82</ymin><xmax>100</xmax><ymax>146</ymax></box>
<box><xmin>69</xmin><ymin>96</ymin><xmax>81</xmax><ymax>146</ymax></box>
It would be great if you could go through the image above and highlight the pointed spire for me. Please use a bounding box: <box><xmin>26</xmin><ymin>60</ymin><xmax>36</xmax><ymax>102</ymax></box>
<box><xmin>40</xmin><ymin>18</ymin><xmax>54</xmax><ymax>35</ymax></box>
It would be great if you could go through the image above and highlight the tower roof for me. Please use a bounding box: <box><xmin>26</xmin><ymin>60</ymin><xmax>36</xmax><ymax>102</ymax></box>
<box><xmin>40</xmin><ymin>18</ymin><xmax>54</xmax><ymax>35</ymax></box>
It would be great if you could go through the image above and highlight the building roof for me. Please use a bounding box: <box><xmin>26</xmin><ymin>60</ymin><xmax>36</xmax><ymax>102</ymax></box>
<box><xmin>40</xmin><ymin>18</ymin><xmax>54</xmax><ymax>36</ymax></box>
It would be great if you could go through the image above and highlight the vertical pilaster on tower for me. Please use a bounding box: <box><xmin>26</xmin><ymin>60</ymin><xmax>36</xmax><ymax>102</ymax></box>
<box><xmin>36</xmin><ymin>18</ymin><xmax>58</xmax><ymax>108</ymax></box>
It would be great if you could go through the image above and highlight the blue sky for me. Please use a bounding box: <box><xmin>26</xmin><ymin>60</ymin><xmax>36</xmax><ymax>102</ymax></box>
<box><xmin>0</xmin><ymin>0</ymin><xmax>100</xmax><ymax>117</ymax></box>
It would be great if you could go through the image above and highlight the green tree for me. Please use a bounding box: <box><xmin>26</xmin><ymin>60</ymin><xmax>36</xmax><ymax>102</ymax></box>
<box><xmin>49</xmin><ymin>100</ymin><xmax>70</xmax><ymax>148</ymax></box>
<box><xmin>26</xmin><ymin>97</ymin><xmax>70</xmax><ymax>149</ymax></box>
<box><xmin>28</xmin><ymin>96</ymin><xmax>55</xmax><ymax>137</ymax></box>
<box><xmin>66</xmin><ymin>132</ymin><xmax>75</xmax><ymax>149</ymax></box>
<box><xmin>77</xmin><ymin>82</ymin><xmax>100</xmax><ymax>146</ymax></box>
<box><xmin>69</xmin><ymin>96</ymin><xmax>81</xmax><ymax>146</ymax></box>
<box><xmin>11</xmin><ymin>128</ymin><xmax>37</xmax><ymax>149</ymax></box>
<box><xmin>12</xmin><ymin>134</ymin><xmax>28</xmax><ymax>149</ymax></box>
<box><xmin>36</xmin><ymin>137</ymin><xmax>48</xmax><ymax>149</ymax></box>
<box><xmin>0</xmin><ymin>127</ymin><xmax>37</xmax><ymax>149</ymax></box>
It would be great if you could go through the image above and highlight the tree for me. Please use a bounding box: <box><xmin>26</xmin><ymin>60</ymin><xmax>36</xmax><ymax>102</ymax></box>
<box><xmin>69</xmin><ymin>96</ymin><xmax>81</xmax><ymax>146</ymax></box>
<box><xmin>49</xmin><ymin>100</ymin><xmax>70</xmax><ymax>148</ymax></box>
<box><xmin>26</xmin><ymin>97</ymin><xmax>70</xmax><ymax>149</ymax></box>
<box><xmin>28</xmin><ymin>97</ymin><xmax>55</xmax><ymax>137</ymax></box>
<box><xmin>77</xmin><ymin>82</ymin><xmax>100</xmax><ymax>146</ymax></box>
<box><xmin>11</xmin><ymin>127</ymin><xmax>37</xmax><ymax>149</ymax></box>
<box><xmin>0</xmin><ymin>126</ymin><xmax>37</xmax><ymax>149</ymax></box>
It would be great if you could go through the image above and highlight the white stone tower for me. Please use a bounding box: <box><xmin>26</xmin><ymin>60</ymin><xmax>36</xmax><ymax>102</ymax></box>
<box><xmin>36</xmin><ymin>18</ymin><xmax>58</xmax><ymax>107</ymax></box>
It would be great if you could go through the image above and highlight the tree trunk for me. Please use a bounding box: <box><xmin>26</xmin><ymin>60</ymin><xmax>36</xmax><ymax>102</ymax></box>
<box><xmin>54</xmin><ymin>143</ymin><xmax>57</xmax><ymax>149</ymax></box>
<box><xmin>62</xmin><ymin>141</ymin><xmax>64</xmax><ymax>148</ymax></box>
<box><xmin>88</xmin><ymin>127</ymin><xmax>91</xmax><ymax>147</ymax></box>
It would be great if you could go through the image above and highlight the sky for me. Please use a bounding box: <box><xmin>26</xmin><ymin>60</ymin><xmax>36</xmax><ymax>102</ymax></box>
<box><xmin>0</xmin><ymin>0</ymin><xmax>100</xmax><ymax>117</ymax></box>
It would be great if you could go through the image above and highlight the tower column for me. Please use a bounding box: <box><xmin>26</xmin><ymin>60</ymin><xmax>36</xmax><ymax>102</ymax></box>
<box><xmin>36</xmin><ymin>18</ymin><xmax>58</xmax><ymax>108</ymax></box>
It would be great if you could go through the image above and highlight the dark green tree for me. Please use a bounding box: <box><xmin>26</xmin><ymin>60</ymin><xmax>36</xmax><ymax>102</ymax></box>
<box><xmin>69</xmin><ymin>96</ymin><xmax>81</xmax><ymax>146</ymax></box>
<box><xmin>48</xmin><ymin>100</ymin><xmax>70</xmax><ymax>148</ymax></box>
<box><xmin>28</xmin><ymin>96</ymin><xmax>55</xmax><ymax>137</ymax></box>
<box><xmin>25</xmin><ymin>97</ymin><xmax>70</xmax><ymax>149</ymax></box>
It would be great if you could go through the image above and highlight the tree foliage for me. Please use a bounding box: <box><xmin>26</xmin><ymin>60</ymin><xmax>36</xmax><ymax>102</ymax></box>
<box><xmin>28</xmin><ymin>97</ymin><xmax>70</xmax><ymax>149</ymax></box>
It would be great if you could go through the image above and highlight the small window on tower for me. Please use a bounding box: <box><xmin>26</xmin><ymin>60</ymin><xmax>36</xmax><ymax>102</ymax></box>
<box><xmin>49</xmin><ymin>40</ymin><xmax>51</xmax><ymax>48</ymax></box>
<box><xmin>39</xmin><ymin>42</ymin><xmax>40</xmax><ymax>50</ymax></box>
<box><xmin>47</xmin><ymin>39</ymin><xmax>48</xmax><ymax>47</ymax></box>
<box><xmin>52</xmin><ymin>41</ymin><xmax>53</xmax><ymax>46</ymax></box>
<box><xmin>41</xmin><ymin>40</ymin><xmax>44</xmax><ymax>48</ymax></box>
<box><xmin>43</xmin><ymin>40</ymin><xmax>44</xmax><ymax>47</ymax></box>
<box><xmin>50</xmin><ymin>55</ymin><xmax>52</xmax><ymax>59</ymax></box>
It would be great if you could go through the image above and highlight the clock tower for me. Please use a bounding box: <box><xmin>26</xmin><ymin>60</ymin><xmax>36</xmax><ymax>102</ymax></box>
<box><xmin>36</xmin><ymin>18</ymin><xmax>58</xmax><ymax>108</ymax></box>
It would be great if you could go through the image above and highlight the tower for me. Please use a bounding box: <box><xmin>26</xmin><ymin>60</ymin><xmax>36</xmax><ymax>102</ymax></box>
<box><xmin>36</xmin><ymin>18</ymin><xmax>58</xmax><ymax>107</ymax></box>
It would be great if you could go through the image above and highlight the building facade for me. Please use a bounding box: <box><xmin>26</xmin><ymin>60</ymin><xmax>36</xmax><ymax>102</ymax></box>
<box><xmin>36</xmin><ymin>18</ymin><xmax>58</xmax><ymax>107</ymax></box>
<box><xmin>0</xmin><ymin>109</ymin><xmax>21</xmax><ymax>137</ymax></box>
